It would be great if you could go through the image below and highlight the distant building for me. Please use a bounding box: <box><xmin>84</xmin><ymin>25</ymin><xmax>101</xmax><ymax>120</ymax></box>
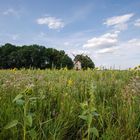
<box><xmin>74</xmin><ymin>61</ymin><xmax>81</xmax><ymax>70</ymax></box>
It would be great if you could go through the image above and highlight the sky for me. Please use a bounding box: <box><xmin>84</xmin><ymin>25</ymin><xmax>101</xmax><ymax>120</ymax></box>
<box><xmin>0</xmin><ymin>0</ymin><xmax>140</xmax><ymax>69</ymax></box>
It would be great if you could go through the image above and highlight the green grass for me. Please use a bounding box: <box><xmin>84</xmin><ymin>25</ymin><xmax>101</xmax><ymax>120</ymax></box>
<box><xmin>0</xmin><ymin>69</ymin><xmax>140</xmax><ymax>140</ymax></box>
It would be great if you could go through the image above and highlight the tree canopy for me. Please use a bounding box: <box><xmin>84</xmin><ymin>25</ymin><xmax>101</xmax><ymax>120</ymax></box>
<box><xmin>0</xmin><ymin>43</ymin><xmax>73</xmax><ymax>69</ymax></box>
<box><xmin>74</xmin><ymin>54</ymin><xmax>95</xmax><ymax>69</ymax></box>
<box><xmin>0</xmin><ymin>43</ymin><xmax>95</xmax><ymax>69</ymax></box>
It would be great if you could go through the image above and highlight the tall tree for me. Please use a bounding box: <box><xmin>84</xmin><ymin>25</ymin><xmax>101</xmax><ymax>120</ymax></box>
<box><xmin>0</xmin><ymin>43</ymin><xmax>18</xmax><ymax>68</ymax></box>
<box><xmin>0</xmin><ymin>43</ymin><xmax>73</xmax><ymax>69</ymax></box>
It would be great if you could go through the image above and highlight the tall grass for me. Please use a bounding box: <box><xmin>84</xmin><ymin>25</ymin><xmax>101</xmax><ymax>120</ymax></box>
<box><xmin>0</xmin><ymin>69</ymin><xmax>140</xmax><ymax>140</ymax></box>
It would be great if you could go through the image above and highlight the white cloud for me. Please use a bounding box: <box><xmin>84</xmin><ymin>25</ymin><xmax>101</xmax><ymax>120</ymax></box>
<box><xmin>127</xmin><ymin>38</ymin><xmax>140</xmax><ymax>47</ymax></box>
<box><xmin>72</xmin><ymin>50</ymin><xmax>90</xmax><ymax>55</ymax></box>
<box><xmin>134</xmin><ymin>19</ymin><xmax>140</xmax><ymax>27</ymax></box>
<box><xmin>83</xmin><ymin>31</ymin><xmax>119</xmax><ymax>49</ymax></box>
<box><xmin>95</xmin><ymin>38</ymin><xmax>140</xmax><ymax>55</ymax></box>
<box><xmin>66</xmin><ymin>49</ymin><xmax>91</xmax><ymax>59</ymax></box>
<box><xmin>89</xmin><ymin>38</ymin><xmax>140</xmax><ymax>69</ymax></box>
<box><xmin>104</xmin><ymin>13</ymin><xmax>134</xmax><ymax>26</ymax></box>
<box><xmin>96</xmin><ymin>47</ymin><xmax>118</xmax><ymax>54</ymax></box>
<box><xmin>104</xmin><ymin>13</ymin><xmax>134</xmax><ymax>30</ymax></box>
<box><xmin>3</xmin><ymin>8</ymin><xmax>19</xmax><ymax>16</ymax></box>
<box><xmin>37</xmin><ymin>16</ymin><xmax>64</xmax><ymax>29</ymax></box>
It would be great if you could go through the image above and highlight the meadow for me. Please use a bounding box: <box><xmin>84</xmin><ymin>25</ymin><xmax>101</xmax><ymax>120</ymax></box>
<box><xmin>0</xmin><ymin>69</ymin><xmax>140</xmax><ymax>140</ymax></box>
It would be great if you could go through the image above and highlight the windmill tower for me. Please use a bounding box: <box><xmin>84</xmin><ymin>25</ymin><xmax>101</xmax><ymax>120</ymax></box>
<box><xmin>72</xmin><ymin>53</ymin><xmax>82</xmax><ymax>70</ymax></box>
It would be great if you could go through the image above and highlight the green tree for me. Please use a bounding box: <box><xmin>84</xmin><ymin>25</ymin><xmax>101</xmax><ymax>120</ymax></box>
<box><xmin>0</xmin><ymin>43</ymin><xmax>73</xmax><ymax>69</ymax></box>
<box><xmin>0</xmin><ymin>43</ymin><xmax>18</xmax><ymax>68</ymax></box>
<box><xmin>18</xmin><ymin>45</ymin><xmax>47</xmax><ymax>69</ymax></box>
<box><xmin>74</xmin><ymin>54</ymin><xmax>95</xmax><ymax>70</ymax></box>
<box><xmin>60</xmin><ymin>53</ymin><xmax>73</xmax><ymax>69</ymax></box>
<box><xmin>44</xmin><ymin>48</ymin><xmax>73</xmax><ymax>69</ymax></box>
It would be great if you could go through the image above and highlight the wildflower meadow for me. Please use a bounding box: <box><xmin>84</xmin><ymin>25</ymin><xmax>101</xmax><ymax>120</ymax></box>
<box><xmin>0</xmin><ymin>69</ymin><xmax>140</xmax><ymax>140</ymax></box>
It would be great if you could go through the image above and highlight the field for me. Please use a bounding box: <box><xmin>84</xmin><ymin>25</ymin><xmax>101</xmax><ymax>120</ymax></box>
<box><xmin>0</xmin><ymin>69</ymin><xmax>140</xmax><ymax>140</ymax></box>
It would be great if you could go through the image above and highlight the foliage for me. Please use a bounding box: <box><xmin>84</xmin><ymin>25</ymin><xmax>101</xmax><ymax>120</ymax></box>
<box><xmin>74</xmin><ymin>54</ymin><xmax>95</xmax><ymax>70</ymax></box>
<box><xmin>0</xmin><ymin>69</ymin><xmax>140</xmax><ymax>140</ymax></box>
<box><xmin>0</xmin><ymin>43</ymin><xmax>73</xmax><ymax>69</ymax></box>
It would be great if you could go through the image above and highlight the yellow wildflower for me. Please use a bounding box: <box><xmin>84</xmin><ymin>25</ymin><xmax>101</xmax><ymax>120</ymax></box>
<box><xmin>68</xmin><ymin>79</ymin><xmax>73</xmax><ymax>86</ymax></box>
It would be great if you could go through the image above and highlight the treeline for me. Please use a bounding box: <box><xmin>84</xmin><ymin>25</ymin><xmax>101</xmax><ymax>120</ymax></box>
<box><xmin>0</xmin><ymin>43</ymin><xmax>95</xmax><ymax>69</ymax></box>
<box><xmin>0</xmin><ymin>43</ymin><xmax>73</xmax><ymax>69</ymax></box>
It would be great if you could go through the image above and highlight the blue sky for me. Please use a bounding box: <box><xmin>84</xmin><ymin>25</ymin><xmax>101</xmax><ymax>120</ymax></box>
<box><xmin>0</xmin><ymin>0</ymin><xmax>140</xmax><ymax>69</ymax></box>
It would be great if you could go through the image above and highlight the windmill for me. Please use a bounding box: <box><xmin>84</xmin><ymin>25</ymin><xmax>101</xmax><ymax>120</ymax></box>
<box><xmin>71</xmin><ymin>53</ymin><xmax>82</xmax><ymax>70</ymax></box>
